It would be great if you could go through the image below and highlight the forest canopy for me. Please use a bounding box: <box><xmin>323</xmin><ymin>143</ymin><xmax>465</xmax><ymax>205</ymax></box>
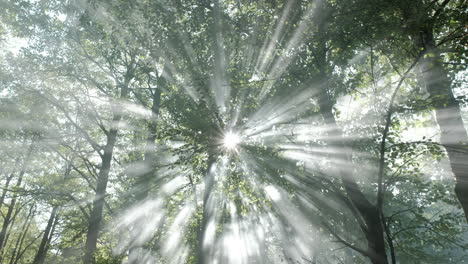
<box><xmin>0</xmin><ymin>0</ymin><xmax>467</xmax><ymax>263</ymax></box>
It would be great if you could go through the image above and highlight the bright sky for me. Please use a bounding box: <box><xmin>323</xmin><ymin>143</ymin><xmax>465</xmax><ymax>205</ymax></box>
<box><xmin>2</xmin><ymin>34</ymin><xmax>29</xmax><ymax>55</ymax></box>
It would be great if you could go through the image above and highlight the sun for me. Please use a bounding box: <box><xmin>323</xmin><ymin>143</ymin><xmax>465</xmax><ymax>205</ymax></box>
<box><xmin>223</xmin><ymin>131</ymin><xmax>241</xmax><ymax>150</ymax></box>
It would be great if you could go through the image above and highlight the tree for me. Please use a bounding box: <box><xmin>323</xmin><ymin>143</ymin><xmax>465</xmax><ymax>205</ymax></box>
<box><xmin>1</xmin><ymin>0</ymin><xmax>467</xmax><ymax>263</ymax></box>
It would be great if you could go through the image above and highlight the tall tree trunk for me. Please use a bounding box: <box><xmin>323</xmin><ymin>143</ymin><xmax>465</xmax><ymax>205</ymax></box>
<box><xmin>82</xmin><ymin>128</ymin><xmax>119</xmax><ymax>264</ymax></box>
<box><xmin>313</xmin><ymin>2</ymin><xmax>388</xmax><ymax>261</ymax></box>
<box><xmin>83</xmin><ymin>74</ymin><xmax>130</xmax><ymax>263</ymax></box>
<box><xmin>135</xmin><ymin>66</ymin><xmax>166</xmax><ymax>201</ymax></box>
<box><xmin>33</xmin><ymin>206</ymin><xmax>58</xmax><ymax>264</ymax></box>
<box><xmin>415</xmin><ymin>28</ymin><xmax>468</xmax><ymax>221</ymax></box>
<box><xmin>0</xmin><ymin>143</ymin><xmax>34</xmax><ymax>258</ymax></box>
<box><xmin>0</xmin><ymin>203</ymin><xmax>21</xmax><ymax>261</ymax></box>
<box><xmin>398</xmin><ymin>0</ymin><xmax>468</xmax><ymax>222</ymax></box>
<box><xmin>9</xmin><ymin>205</ymin><xmax>35</xmax><ymax>264</ymax></box>
<box><xmin>320</xmin><ymin>107</ymin><xmax>389</xmax><ymax>264</ymax></box>
<box><xmin>0</xmin><ymin>158</ymin><xmax>20</xmax><ymax>210</ymax></box>
<box><xmin>45</xmin><ymin>212</ymin><xmax>59</xmax><ymax>254</ymax></box>
<box><xmin>197</xmin><ymin>152</ymin><xmax>217</xmax><ymax>264</ymax></box>
<box><xmin>127</xmin><ymin>66</ymin><xmax>166</xmax><ymax>263</ymax></box>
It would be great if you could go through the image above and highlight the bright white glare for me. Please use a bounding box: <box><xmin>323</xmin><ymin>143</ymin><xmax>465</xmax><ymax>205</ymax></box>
<box><xmin>264</xmin><ymin>185</ymin><xmax>281</xmax><ymax>201</ymax></box>
<box><xmin>3</xmin><ymin>36</ymin><xmax>28</xmax><ymax>55</ymax></box>
<box><xmin>57</xmin><ymin>13</ymin><xmax>67</xmax><ymax>22</ymax></box>
<box><xmin>223</xmin><ymin>132</ymin><xmax>241</xmax><ymax>150</ymax></box>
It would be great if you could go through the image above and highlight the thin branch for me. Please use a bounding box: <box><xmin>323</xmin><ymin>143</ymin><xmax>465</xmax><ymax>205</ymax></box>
<box><xmin>377</xmin><ymin>56</ymin><xmax>421</xmax><ymax>212</ymax></box>
<box><xmin>322</xmin><ymin>222</ymin><xmax>370</xmax><ymax>258</ymax></box>
<box><xmin>430</xmin><ymin>0</ymin><xmax>451</xmax><ymax>22</ymax></box>
<box><xmin>37</xmin><ymin>91</ymin><xmax>103</xmax><ymax>157</ymax></box>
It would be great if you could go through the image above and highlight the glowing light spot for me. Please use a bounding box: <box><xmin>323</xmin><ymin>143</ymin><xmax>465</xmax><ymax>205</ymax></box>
<box><xmin>264</xmin><ymin>185</ymin><xmax>281</xmax><ymax>201</ymax></box>
<box><xmin>223</xmin><ymin>132</ymin><xmax>241</xmax><ymax>150</ymax></box>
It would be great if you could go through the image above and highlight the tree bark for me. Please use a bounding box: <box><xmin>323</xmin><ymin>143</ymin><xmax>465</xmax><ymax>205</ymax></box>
<box><xmin>313</xmin><ymin>2</ymin><xmax>389</xmax><ymax>260</ymax></box>
<box><xmin>33</xmin><ymin>206</ymin><xmax>58</xmax><ymax>264</ymax></box>
<box><xmin>134</xmin><ymin>66</ymin><xmax>166</xmax><ymax>201</ymax></box>
<box><xmin>126</xmin><ymin>65</ymin><xmax>167</xmax><ymax>263</ymax></box>
<box><xmin>197</xmin><ymin>152</ymin><xmax>217</xmax><ymax>264</ymax></box>
<box><xmin>416</xmin><ymin>28</ymin><xmax>468</xmax><ymax>222</ymax></box>
<box><xmin>8</xmin><ymin>205</ymin><xmax>35</xmax><ymax>264</ymax></box>
<box><xmin>0</xmin><ymin>143</ymin><xmax>34</xmax><ymax>258</ymax></box>
<box><xmin>0</xmin><ymin>158</ymin><xmax>20</xmax><ymax>210</ymax></box>
<box><xmin>83</xmin><ymin>76</ymin><xmax>130</xmax><ymax>263</ymax></box>
<box><xmin>82</xmin><ymin>127</ymin><xmax>119</xmax><ymax>264</ymax></box>
<box><xmin>320</xmin><ymin>109</ymin><xmax>389</xmax><ymax>264</ymax></box>
<box><xmin>45</xmin><ymin>210</ymin><xmax>59</xmax><ymax>254</ymax></box>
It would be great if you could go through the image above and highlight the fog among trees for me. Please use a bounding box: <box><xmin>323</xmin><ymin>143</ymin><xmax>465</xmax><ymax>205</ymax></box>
<box><xmin>0</xmin><ymin>0</ymin><xmax>467</xmax><ymax>263</ymax></box>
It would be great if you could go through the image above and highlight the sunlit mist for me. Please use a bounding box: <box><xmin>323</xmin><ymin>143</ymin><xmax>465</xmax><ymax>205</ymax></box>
<box><xmin>223</xmin><ymin>131</ymin><xmax>241</xmax><ymax>150</ymax></box>
<box><xmin>1</xmin><ymin>0</ymin><xmax>466</xmax><ymax>264</ymax></box>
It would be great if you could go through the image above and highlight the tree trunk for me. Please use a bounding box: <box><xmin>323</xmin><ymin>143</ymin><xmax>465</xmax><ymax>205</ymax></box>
<box><xmin>416</xmin><ymin>28</ymin><xmax>468</xmax><ymax>222</ymax></box>
<box><xmin>127</xmin><ymin>66</ymin><xmax>167</xmax><ymax>263</ymax></box>
<box><xmin>9</xmin><ymin>205</ymin><xmax>35</xmax><ymax>264</ymax></box>
<box><xmin>197</xmin><ymin>152</ymin><xmax>217</xmax><ymax>264</ymax></box>
<box><xmin>0</xmin><ymin>142</ymin><xmax>34</xmax><ymax>257</ymax></box>
<box><xmin>83</xmin><ymin>74</ymin><xmax>130</xmax><ymax>263</ymax></box>
<box><xmin>33</xmin><ymin>206</ymin><xmax>58</xmax><ymax>264</ymax></box>
<box><xmin>45</xmin><ymin>210</ymin><xmax>59</xmax><ymax>254</ymax></box>
<box><xmin>0</xmin><ymin>205</ymin><xmax>21</xmax><ymax>261</ymax></box>
<box><xmin>0</xmin><ymin>158</ymin><xmax>20</xmax><ymax>210</ymax></box>
<box><xmin>134</xmin><ymin>65</ymin><xmax>166</xmax><ymax>201</ymax></box>
<box><xmin>82</xmin><ymin>128</ymin><xmax>119</xmax><ymax>264</ymax></box>
<box><xmin>313</xmin><ymin>2</ymin><xmax>389</xmax><ymax>260</ymax></box>
<box><xmin>320</xmin><ymin>109</ymin><xmax>389</xmax><ymax>264</ymax></box>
